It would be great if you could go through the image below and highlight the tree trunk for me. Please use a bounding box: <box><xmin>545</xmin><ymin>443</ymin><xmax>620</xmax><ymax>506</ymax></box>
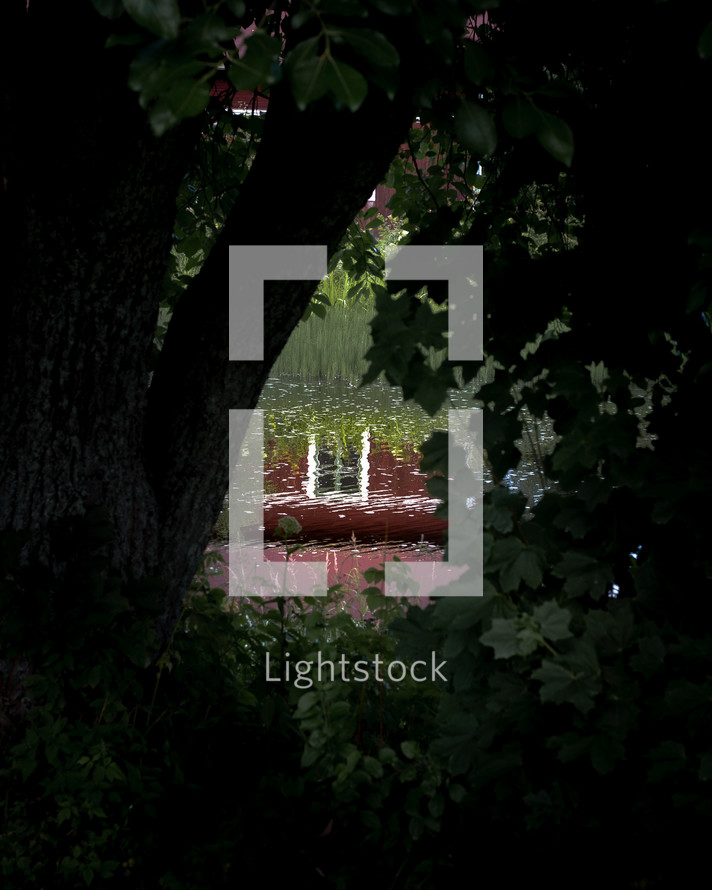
<box><xmin>0</xmin><ymin>3</ymin><xmax>415</xmax><ymax>661</ymax></box>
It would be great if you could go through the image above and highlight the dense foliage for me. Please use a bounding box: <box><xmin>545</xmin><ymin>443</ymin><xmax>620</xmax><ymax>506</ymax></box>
<box><xmin>1</xmin><ymin>529</ymin><xmax>453</xmax><ymax>888</ymax></box>
<box><xmin>3</xmin><ymin>0</ymin><xmax>712</xmax><ymax>887</ymax></box>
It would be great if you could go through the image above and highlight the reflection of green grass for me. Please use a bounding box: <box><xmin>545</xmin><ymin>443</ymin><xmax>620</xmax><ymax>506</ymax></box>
<box><xmin>260</xmin><ymin>379</ymin><xmax>452</xmax><ymax>464</ymax></box>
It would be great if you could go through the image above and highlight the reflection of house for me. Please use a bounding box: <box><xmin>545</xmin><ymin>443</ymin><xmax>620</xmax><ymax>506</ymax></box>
<box><xmin>263</xmin><ymin>434</ymin><xmax>447</xmax><ymax>545</ymax></box>
<box><xmin>306</xmin><ymin>430</ymin><xmax>370</xmax><ymax>501</ymax></box>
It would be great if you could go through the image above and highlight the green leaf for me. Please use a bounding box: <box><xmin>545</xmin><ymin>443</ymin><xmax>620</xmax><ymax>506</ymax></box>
<box><xmin>276</xmin><ymin>515</ymin><xmax>302</xmax><ymax>537</ymax></box>
<box><xmin>129</xmin><ymin>52</ymin><xmax>205</xmax><ymax>104</ymax></box>
<box><xmin>341</xmin><ymin>28</ymin><xmax>399</xmax><ymax>68</ymax></box>
<box><xmin>479</xmin><ymin>617</ymin><xmax>520</xmax><ymax>659</ymax></box>
<box><xmin>483</xmin><ymin>487</ymin><xmax>517</xmax><ymax>533</ymax></box>
<box><xmin>286</xmin><ymin>40</ymin><xmax>331</xmax><ymax>110</ymax></box>
<box><xmin>182</xmin><ymin>12</ymin><xmax>240</xmax><ymax>49</ymax></box>
<box><xmin>448</xmin><ymin>783</ymin><xmax>466</xmax><ymax>803</ymax></box>
<box><xmin>226</xmin><ymin>0</ymin><xmax>246</xmax><ymax>15</ymax></box>
<box><xmin>463</xmin><ymin>43</ymin><xmax>492</xmax><ymax>85</ymax></box>
<box><xmin>487</xmin><ymin>534</ymin><xmax>525</xmax><ymax>572</ymax></box>
<box><xmin>428</xmin><ymin>794</ymin><xmax>445</xmax><ymax>818</ymax></box>
<box><xmin>409</xmin><ymin>815</ymin><xmax>424</xmax><ymax>840</ymax></box>
<box><xmin>687</xmin><ymin>282</ymin><xmax>707</xmax><ymax>313</ymax></box>
<box><xmin>228</xmin><ymin>30</ymin><xmax>282</xmax><ymax>91</ymax></box>
<box><xmin>301</xmin><ymin>744</ymin><xmax>321</xmax><ymax>767</ymax></box>
<box><xmin>363</xmin><ymin>756</ymin><xmax>383</xmax><ymax>778</ymax></box>
<box><xmin>419</xmin><ymin>430</ymin><xmax>449</xmax><ymax>474</ymax></box>
<box><xmin>379</xmin><ymin>746</ymin><xmax>398</xmax><ymax>765</ymax></box>
<box><xmin>149</xmin><ymin>78</ymin><xmax>210</xmax><ymax>135</ymax></box>
<box><xmin>327</xmin><ymin>57</ymin><xmax>368</xmax><ymax>111</ymax></box>
<box><xmin>532</xmin><ymin>642</ymin><xmax>601</xmax><ymax>715</ymax></box>
<box><xmin>412</xmin><ymin>373</ymin><xmax>450</xmax><ymax>417</ymax></box>
<box><xmin>454</xmin><ymin>100</ymin><xmax>497</xmax><ymax>159</ymax></box>
<box><xmin>552</xmin><ymin>551</ymin><xmax>614</xmax><ymax>600</ymax></box>
<box><xmin>369</xmin><ymin>0</ymin><xmax>413</xmax><ymax>13</ymax></box>
<box><xmin>401</xmin><ymin>740</ymin><xmax>419</xmax><ymax>759</ymax></box>
<box><xmin>425</xmin><ymin>475</ymin><xmax>448</xmax><ymax>501</ymax></box>
<box><xmin>698</xmin><ymin>22</ymin><xmax>712</xmax><ymax>59</ymax></box>
<box><xmin>629</xmin><ymin>635</ymin><xmax>666</xmax><ymax>677</ymax></box>
<box><xmin>699</xmin><ymin>752</ymin><xmax>712</xmax><ymax>781</ymax></box>
<box><xmin>647</xmin><ymin>741</ymin><xmax>687</xmax><ymax>782</ymax></box>
<box><xmin>361</xmin><ymin>809</ymin><xmax>381</xmax><ymax>830</ymax></box>
<box><xmin>584</xmin><ymin>603</ymin><xmax>637</xmax><ymax>656</ymax></box>
<box><xmin>482</xmin><ymin>410</ymin><xmax>522</xmax><ymax>478</ymax></box>
<box><xmin>469</xmin><ymin>750</ymin><xmax>522</xmax><ymax>789</ymax></box>
<box><xmin>502</xmin><ymin>547</ymin><xmax>545</xmax><ymax>592</ymax></box>
<box><xmin>555</xmin><ymin>732</ymin><xmax>624</xmax><ymax>775</ymax></box>
<box><xmin>317</xmin><ymin>0</ymin><xmax>368</xmax><ymax>14</ymax></box>
<box><xmin>91</xmin><ymin>0</ymin><xmax>124</xmax><ymax>17</ymax></box>
<box><xmin>502</xmin><ymin>96</ymin><xmax>539</xmax><ymax>139</ymax></box>
<box><xmin>536</xmin><ymin>111</ymin><xmax>574</xmax><ymax>167</ymax></box>
<box><xmin>363</xmin><ymin>566</ymin><xmax>385</xmax><ymax>585</ymax></box>
<box><xmin>297</xmin><ymin>691</ymin><xmax>318</xmax><ymax>712</ymax></box>
<box><xmin>123</xmin><ymin>0</ymin><xmax>181</xmax><ymax>39</ymax></box>
<box><xmin>532</xmin><ymin>600</ymin><xmax>573</xmax><ymax>642</ymax></box>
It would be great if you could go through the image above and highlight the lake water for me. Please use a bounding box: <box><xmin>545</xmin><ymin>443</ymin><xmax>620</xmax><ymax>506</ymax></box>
<box><xmin>203</xmin><ymin>361</ymin><xmax>655</xmax><ymax>606</ymax></box>
<box><xmin>205</xmin><ymin>374</ymin><xmax>559</xmax><ymax>600</ymax></box>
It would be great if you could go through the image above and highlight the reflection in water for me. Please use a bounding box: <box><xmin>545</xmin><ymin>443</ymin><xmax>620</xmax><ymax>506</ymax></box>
<box><xmin>307</xmin><ymin>433</ymin><xmax>367</xmax><ymax>500</ymax></box>
<box><xmin>258</xmin><ymin>376</ymin><xmax>462</xmax><ymax>552</ymax></box>
<box><xmin>221</xmin><ymin>375</ymin><xmax>559</xmax><ymax>595</ymax></box>
<box><xmin>264</xmin><ymin>432</ymin><xmax>447</xmax><ymax>549</ymax></box>
<box><xmin>214</xmin><ymin>364</ymin><xmax>657</xmax><ymax>599</ymax></box>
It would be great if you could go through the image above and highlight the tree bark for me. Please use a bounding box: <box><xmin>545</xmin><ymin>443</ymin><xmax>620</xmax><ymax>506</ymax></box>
<box><xmin>0</xmin><ymin>2</ymin><xmax>415</xmax><ymax>655</ymax></box>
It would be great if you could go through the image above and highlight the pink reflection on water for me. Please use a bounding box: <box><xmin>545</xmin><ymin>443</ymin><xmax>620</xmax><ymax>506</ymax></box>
<box><xmin>202</xmin><ymin>541</ymin><xmax>440</xmax><ymax>619</ymax></box>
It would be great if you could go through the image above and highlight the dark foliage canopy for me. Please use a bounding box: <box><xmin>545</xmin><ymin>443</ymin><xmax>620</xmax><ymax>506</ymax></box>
<box><xmin>1</xmin><ymin>1</ymin><xmax>712</xmax><ymax>887</ymax></box>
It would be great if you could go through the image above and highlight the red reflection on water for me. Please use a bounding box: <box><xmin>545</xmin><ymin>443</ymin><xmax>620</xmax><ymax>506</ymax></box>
<box><xmin>204</xmin><ymin>439</ymin><xmax>446</xmax><ymax>605</ymax></box>
<box><xmin>263</xmin><ymin>439</ymin><xmax>447</xmax><ymax>546</ymax></box>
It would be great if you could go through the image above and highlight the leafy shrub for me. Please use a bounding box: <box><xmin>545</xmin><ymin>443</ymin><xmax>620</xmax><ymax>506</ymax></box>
<box><xmin>1</xmin><ymin>529</ymin><xmax>460</xmax><ymax>889</ymax></box>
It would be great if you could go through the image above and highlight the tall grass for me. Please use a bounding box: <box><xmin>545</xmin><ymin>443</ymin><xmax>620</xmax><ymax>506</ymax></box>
<box><xmin>271</xmin><ymin>297</ymin><xmax>375</xmax><ymax>383</ymax></box>
<box><xmin>270</xmin><ymin>268</ymin><xmax>464</xmax><ymax>385</ymax></box>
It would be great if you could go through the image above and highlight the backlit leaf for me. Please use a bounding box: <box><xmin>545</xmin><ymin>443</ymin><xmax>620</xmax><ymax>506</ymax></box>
<box><xmin>229</xmin><ymin>30</ymin><xmax>282</xmax><ymax>91</ymax></box>
<box><xmin>123</xmin><ymin>0</ymin><xmax>181</xmax><ymax>39</ymax></box>
<box><xmin>341</xmin><ymin>28</ymin><xmax>399</xmax><ymax>68</ymax></box>
<box><xmin>327</xmin><ymin>57</ymin><xmax>368</xmax><ymax>111</ymax></box>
